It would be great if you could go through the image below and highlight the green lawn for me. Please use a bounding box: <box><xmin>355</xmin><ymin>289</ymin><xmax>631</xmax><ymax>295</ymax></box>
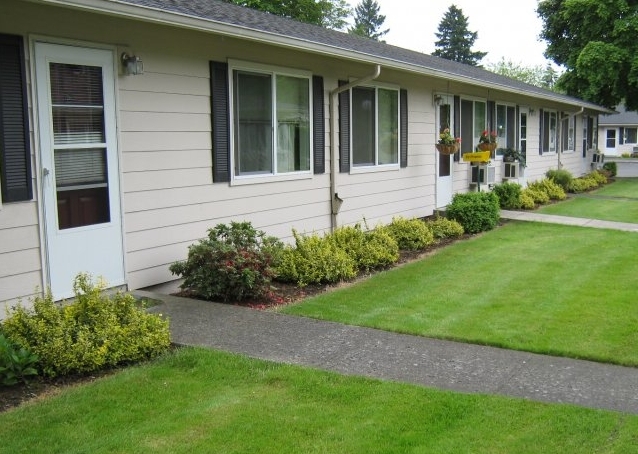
<box><xmin>282</xmin><ymin>222</ymin><xmax>638</xmax><ymax>366</ymax></box>
<box><xmin>2</xmin><ymin>347</ymin><xmax>638</xmax><ymax>454</ymax></box>
<box><xmin>537</xmin><ymin>178</ymin><xmax>638</xmax><ymax>223</ymax></box>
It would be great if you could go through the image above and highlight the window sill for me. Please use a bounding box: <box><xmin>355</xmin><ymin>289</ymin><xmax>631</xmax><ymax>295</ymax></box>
<box><xmin>231</xmin><ymin>171</ymin><xmax>313</xmax><ymax>186</ymax></box>
<box><xmin>349</xmin><ymin>164</ymin><xmax>400</xmax><ymax>175</ymax></box>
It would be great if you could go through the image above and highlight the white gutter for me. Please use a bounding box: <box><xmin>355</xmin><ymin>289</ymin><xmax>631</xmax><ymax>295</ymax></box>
<box><xmin>31</xmin><ymin>0</ymin><xmax>611</xmax><ymax>113</ymax></box>
<box><xmin>328</xmin><ymin>64</ymin><xmax>381</xmax><ymax>231</ymax></box>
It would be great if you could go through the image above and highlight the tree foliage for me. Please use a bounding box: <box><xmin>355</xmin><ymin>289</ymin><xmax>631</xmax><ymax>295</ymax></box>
<box><xmin>348</xmin><ymin>0</ymin><xmax>389</xmax><ymax>41</ymax></box>
<box><xmin>226</xmin><ymin>0</ymin><xmax>351</xmax><ymax>30</ymax></box>
<box><xmin>538</xmin><ymin>0</ymin><xmax>638</xmax><ymax>110</ymax></box>
<box><xmin>486</xmin><ymin>58</ymin><xmax>561</xmax><ymax>90</ymax></box>
<box><xmin>432</xmin><ymin>5</ymin><xmax>487</xmax><ymax>66</ymax></box>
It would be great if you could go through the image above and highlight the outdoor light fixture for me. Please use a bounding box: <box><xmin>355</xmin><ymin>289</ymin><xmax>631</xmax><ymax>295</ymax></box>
<box><xmin>121</xmin><ymin>52</ymin><xmax>144</xmax><ymax>75</ymax></box>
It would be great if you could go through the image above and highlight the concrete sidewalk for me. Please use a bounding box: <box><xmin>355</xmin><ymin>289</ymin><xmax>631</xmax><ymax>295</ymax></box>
<box><xmin>140</xmin><ymin>291</ymin><xmax>638</xmax><ymax>414</ymax></box>
<box><xmin>140</xmin><ymin>211</ymin><xmax>638</xmax><ymax>414</ymax></box>
<box><xmin>500</xmin><ymin>210</ymin><xmax>638</xmax><ymax>232</ymax></box>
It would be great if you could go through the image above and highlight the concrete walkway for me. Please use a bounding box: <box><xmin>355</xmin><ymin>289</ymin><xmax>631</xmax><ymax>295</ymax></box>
<box><xmin>500</xmin><ymin>210</ymin><xmax>638</xmax><ymax>232</ymax></box>
<box><xmin>140</xmin><ymin>211</ymin><xmax>638</xmax><ymax>415</ymax></box>
<box><xmin>141</xmin><ymin>291</ymin><xmax>638</xmax><ymax>415</ymax></box>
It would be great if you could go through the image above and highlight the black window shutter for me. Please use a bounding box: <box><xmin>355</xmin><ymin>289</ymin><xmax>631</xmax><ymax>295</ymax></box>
<box><xmin>619</xmin><ymin>127</ymin><xmax>625</xmax><ymax>145</ymax></box>
<box><xmin>515</xmin><ymin>105</ymin><xmax>520</xmax><ymax>146</ymax></box>
<box><xmin>338</xmin><ymin>80</ymin><xmax>350</xmax><ymax>173</ymax></box>
<box><xmin>210</xmin><ymin>61</ymin><xmax>230</xmax><ymax>183</ymax></box>
<box><xmin>400</xmin><ymin>89</ymin><xmax>408</xmax><ymax>168</ymax></box>
<box><xmin>539</xmin><ymin>109</ymin><xmax>544</xmax><ymax>155</ymax></box>
<box><xmin>453</xmin><ymin>95</ymin><xmax>461</xmax><ymax>162</ymax></box>
<box><xmin>0</xmin><ymin>34</ymin><xmax>32</xmax><ymax>203</ymax></box>
<box><xmin>312</xmin><ymin>76</ymin><xmax>325</xmax><ymax>174</ymax></box>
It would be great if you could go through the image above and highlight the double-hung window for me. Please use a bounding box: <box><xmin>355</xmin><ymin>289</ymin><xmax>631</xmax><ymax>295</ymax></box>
<box><xmin>541</xmin><ymin>110</ymin><xmax>558</xmax><ymax>153</ymax></box>
<box><xmin>460</xmin><ymin>98</ymin><xmax>486</xmax><ymax>153</ymax></box>
<box><xmin>351</xmin><ymin>86</ymin><xmax>399</xmax><ymax>167</ymax></box>
<box><xmin>495</xmin><ymin>103</ymin><xmax>516</xmax><ymax>158</ymax></box>
<box><xmin>231</xmin><ymin>61</ymin><xmax>311</xmax><ymax>178</ymax></box>
<box><xmin>561</xmin><ymin>114</ymin><xmax>575</xmax><ymax>152</ymax></box>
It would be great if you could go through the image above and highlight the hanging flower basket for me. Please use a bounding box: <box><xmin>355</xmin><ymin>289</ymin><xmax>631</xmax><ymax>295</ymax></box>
<box><xmin>436</xmin><ymin>143</ymin><xmax>459</xmax><ymax>155</ymax></box>
<box><xmin>477</xmin><ymin>142</ymin><xmax>497</xmax><ymax>152</ymax></box>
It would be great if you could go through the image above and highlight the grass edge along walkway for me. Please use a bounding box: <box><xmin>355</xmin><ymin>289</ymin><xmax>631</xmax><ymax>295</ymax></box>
<box><xmin>2</xmin><ymin>347</ymin><xmax>638</xmax><ymax>454</ymax></box>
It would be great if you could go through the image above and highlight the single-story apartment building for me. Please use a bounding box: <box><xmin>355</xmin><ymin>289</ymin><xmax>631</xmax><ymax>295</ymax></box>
<box><xmin>598</xmin><ymin>103</ymin><xmax>638</xmax><ymax>156</ymax></box>
<box><xmin>0</xmin><ymin>0</ymin><xmax>610</xmax><ymax>307</ymax></box>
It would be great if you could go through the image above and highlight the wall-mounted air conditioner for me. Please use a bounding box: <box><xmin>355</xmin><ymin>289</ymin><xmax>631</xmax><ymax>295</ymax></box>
<box><xmin>503</xmin><ymin>162</ymin><xmax>520</xmax><ymax>179</ymax></box>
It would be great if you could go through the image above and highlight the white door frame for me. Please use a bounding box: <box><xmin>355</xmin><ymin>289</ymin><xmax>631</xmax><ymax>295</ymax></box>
<box><xmin>35</xmin><ymin>41</ymin><xmax>125</xmax><ymax>299</ymax></box>
<box><xmin>436</xmin><ymin>93</ymin><xmax>454</xmax><ymax>208</ymax></box>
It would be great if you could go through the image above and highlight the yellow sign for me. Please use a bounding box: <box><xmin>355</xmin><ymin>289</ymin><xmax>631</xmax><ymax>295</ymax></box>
<box><xmin>462</xmin><ymin>151</ymin><xmax>491</xmax><ymax>163</ymax></box>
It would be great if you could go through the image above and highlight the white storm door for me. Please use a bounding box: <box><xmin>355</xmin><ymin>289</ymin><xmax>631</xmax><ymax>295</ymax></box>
<box><xmin>35</xmin><ymin>43</ymin><xmax>124</xmax><ymax>299</ymax></box>
<box><xmin>436</xmin><ymin>96</ymin><xmax>454</xmax><ymax>208</ymax></box>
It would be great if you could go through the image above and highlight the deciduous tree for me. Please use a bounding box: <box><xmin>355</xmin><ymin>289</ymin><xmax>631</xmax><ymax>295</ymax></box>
<box><xmin>538</xmin><ymin>0</ymin><xmax>638</xmax><ymax>109</ymax></box>
<box><xmin>227</xmin><ymin>0</ymin><xmax>351</xmax><ymax>30</ymax></box>
<box><xmin>486</xmin><ymin>58</ymin><xmax>561</xmax><ymax>91</ymax></box>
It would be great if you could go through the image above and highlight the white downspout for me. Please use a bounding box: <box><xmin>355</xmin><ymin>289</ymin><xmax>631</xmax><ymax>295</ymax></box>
<box><xmin>328</xmin><ymin>64</ymin><xmax>381</xmax><ymax>231</ymax></box>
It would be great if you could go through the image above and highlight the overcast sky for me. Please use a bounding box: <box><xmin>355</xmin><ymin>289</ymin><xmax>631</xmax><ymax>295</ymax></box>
<box><xmin>371</xmin><ymin>0</ymin><xmax>551</xmax><ymax>67</ymax></box>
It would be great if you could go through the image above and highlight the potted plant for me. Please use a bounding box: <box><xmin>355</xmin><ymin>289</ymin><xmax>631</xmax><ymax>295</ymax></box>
<box><xmin>477</xmin><ymin>129</ymin><xmax>497</xmax><ymax>151</ymax></box>
<box><xmin>436</xmin><ymin>128</ymin><xmax>461</xmax><ymax>155</ymax></box>
<box><xmin>502</xmin><ymin>148</ymin><xmax>526</xmax><ymax>167</ymax></box>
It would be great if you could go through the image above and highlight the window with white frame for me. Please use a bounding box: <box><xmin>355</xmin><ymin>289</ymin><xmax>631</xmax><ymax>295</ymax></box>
<box><xmin>519</xmin><ymin>107</ymin><xmax>528</xmax><ymax>158</ymax></box>
<box><xmin>624</xmin><ymin>127</ymin><xmax>638</xmax><ymax>144</ymax></box>
<box><xmin>541</xmin><ymin>110</ymin><xmax>558</xmax><ymax>153</ymax></box>
<box><xmin>231</xmin><ymin>62</ymin><xmax>311</xmax><ymax>177</ymax></box>
<box><xmin>561</xmin><ymin>114</ymin><xmax>575</xmax><ymax>152</ymax></box>
<box><xmin>460</xmin><ymin>98</ymin><xmax>486</xmax><ymax>153</ymax></box>
<box><xmin>351</xmin><ymin>85</ymin><xmax>399</xmax><ymax>167</ymax></box>
<box><xmin>495</xmin><ymin>103</ymin><xmax>516</xmax><ymax>157</ymax></box>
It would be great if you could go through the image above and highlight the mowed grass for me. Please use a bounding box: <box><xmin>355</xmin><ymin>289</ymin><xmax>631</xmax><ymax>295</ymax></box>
<box><xmin>2</xmin><ymin>347</ymin><xmax>638</xmax><ymax>454</ymax></box>
<box><xmin>282</xmin><ymin>222</ymin><xmax>638</xmax><ymax>366</ymax></box>
<box><xmin>537</xmin><ymin>178</ymin><xmax>638</xmax><ymax>223</ymax></box>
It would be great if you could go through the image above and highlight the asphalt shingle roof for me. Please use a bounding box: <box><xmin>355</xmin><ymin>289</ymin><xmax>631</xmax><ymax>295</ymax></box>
<box><xmin>110</xmin><ymin>0</ymin><xmax>606</xmax><ymax>111</ymax></box>
<box><xmin>599</xmin><ymin>104</ymin><xmax>638</xmax><ymax>125</ymax></box>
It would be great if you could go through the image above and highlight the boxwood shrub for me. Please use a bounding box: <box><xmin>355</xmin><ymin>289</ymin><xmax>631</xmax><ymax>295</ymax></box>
<box><xmin>446</xmin><ymin>192</ymin><xmax>500</xmax><ymax>234</ymax></box>
<box><xmin>492</xmin><ymin>181</ymin><xmax>522</xmax><ymax>209</ymax></box>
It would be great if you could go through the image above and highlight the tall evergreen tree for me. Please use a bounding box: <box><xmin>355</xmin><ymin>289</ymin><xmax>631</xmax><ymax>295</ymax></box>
<box><xmin>348</xmin><ymin>0</ymin><xmax>389</xmax><ymax>41</ymax></box>
<box><xmin>432</xmin><ymin>4</ymin><xmax>487</xmax><ymax>66</ymax></box>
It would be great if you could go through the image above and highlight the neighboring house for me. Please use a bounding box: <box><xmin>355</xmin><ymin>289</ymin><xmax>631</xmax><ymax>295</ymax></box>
<box><xmin>0</xmin><ymin>0</ymin><xmax>610</xmax><ymax>308</ymax></box>
<box><xmin>598</xmin><ymin>103</ymin><xmax>638</xmax><ymax>156</ymax></box>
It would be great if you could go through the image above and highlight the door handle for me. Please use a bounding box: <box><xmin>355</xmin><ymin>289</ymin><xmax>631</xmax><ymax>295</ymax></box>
<box><xmin>43</xmin><ymin>168</ymin><xmax>50</xmax><ymax>177</ymax></box>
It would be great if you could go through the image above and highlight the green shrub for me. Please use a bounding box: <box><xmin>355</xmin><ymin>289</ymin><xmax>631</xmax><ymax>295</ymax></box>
<box><xmin>492</xmin><ymin>181</ymin><xmax>522</xmax><ymax>209</ymax></box>
<box><xmin>426</xmin><ymin>216</ymin><xmax>464</xmax><ymax>240</ymax></box>
<box><xmin>567</xmin><ymin>177</ymin><xmax>597</xmax><ymax>193</ymax></box>
<box><xmin>588</xmin><ymin>170</ymin><xmax>608</xmax><ymax>185</ymax></box>
<box><xmin>381</xmin><ymin>217</ymin><xmax>434</xmax><ymax>250</ymax></box>
<box><xmin>519</xmin><ymin>192</ymin><xmax>536</xmax><ymax>209</ymax></box>
<box><xmin>0</xmin><ymin>333</ymin><xmax>38</xmax><ymax>386</ymax></box>
<box><xmin>524</xmin><ymin>187</ymin><xmax>550</xmax><ymax>204</ymax></box>
<box><xmin>275</xmin><ymin>230</ymin><xmax>357</xmax><ymax>286</ymax></box>
<box><xmin>446</xmin><ymin>192</ymin><xmax>500</xmax><ymax>234</ymax></box>
<box><xmin>546</xmin><ymin>169</ymin><xmax>573</xmax><ymax>191</ymax></box>
<box><xmin>332</xmin><ymin>224</ymin><xmax>399</xmax><ymax>271</ymax></box>
<box><xmin>2</xmin><ymin>274</ymin><xmax>170</xmax><ymax>378</ymax></box>
<box><xmin>528</xmin><ymin>178</ymin><xmax>566</xmax><ymax>201</ymax></box>
<box><xmin>170</xmin><ymin>222</ymin><xmax>282</xmax><ymax>302</ymax></box>
<box><xmin>603</xmin><ymin>161</ymin><xmax>617</xmax><ymax>177</ymax></box>
<box><xmin>359</xmin><ymin>228</ymin><xmax>400</xmax><ymax>270</ymax></box>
